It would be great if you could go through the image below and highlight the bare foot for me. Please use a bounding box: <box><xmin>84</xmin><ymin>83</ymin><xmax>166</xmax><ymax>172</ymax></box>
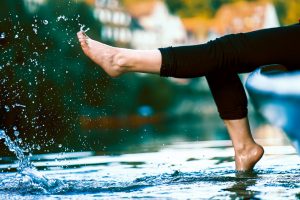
<box><xmin>235</xmin><ymin>143</ymin><xmax>264</xmax><ymax>171</ymax></box>
<box><xmin>77</xmin><ymin>31</ymin><xmax>124</xmax><ymax>77</ymax></box>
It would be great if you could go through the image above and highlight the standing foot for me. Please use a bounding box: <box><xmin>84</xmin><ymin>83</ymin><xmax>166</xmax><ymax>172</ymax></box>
<box><xmin>235</xmin><ymin>143</ymin><xmax>264</xmax><ymax>171</ymax></box>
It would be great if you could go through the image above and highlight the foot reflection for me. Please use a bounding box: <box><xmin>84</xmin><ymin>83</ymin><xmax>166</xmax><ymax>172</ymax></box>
<box><xmin>223</xmin><ymin>171</ymin><xmax>259</xmax><ymax>199</ymax></box>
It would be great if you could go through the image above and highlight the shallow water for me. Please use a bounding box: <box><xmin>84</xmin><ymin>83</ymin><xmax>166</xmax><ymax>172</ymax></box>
<box><xmin>0</xmin><ymin>140</ymin><xmax>299</xmax><ymax>199</ymax></box>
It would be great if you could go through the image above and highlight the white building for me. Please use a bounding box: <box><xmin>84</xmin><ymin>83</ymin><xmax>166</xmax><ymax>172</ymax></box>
<box><xmin>129</xmin><ymin>1</ymin><xmax>187</xmax><ymax>49</ymax></box>
<box><xmin>263</xmin><ymin>3</ymin><xmax>280</xmax><ymax>28</ymax></box>
<box><xmin>23</xmin><ymin>0</ymin><xmax>46</xmax><ymax>13</ymax></box>
<box><xmin>93</xmin><ymin>0</ymin><xmax>132</xmax><ymax>45</ymax></box>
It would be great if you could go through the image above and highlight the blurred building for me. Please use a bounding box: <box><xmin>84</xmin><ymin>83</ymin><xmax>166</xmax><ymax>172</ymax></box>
<box><xmin>23</xmin><ymin>0</ymin><xmax>46</xmax><ymax>13</ymax></box>
<box><xmin>91</xmin><ymin>0</ymin><xmax>132</xmax><ymax>46</ymax></box>
<box><xmin>126</xmin><ymin>0</ymin><xmax>188</xmax><ymax>49</ymax></box>
<box><xmin>182</xmin><ymin>1</ymin><xmax>279</xmax><ymax>43</ymax></box>
<box><xmin>209</xmin><ymin>2</ymin><xmax>280</xmax><ymax>40</ymax></box>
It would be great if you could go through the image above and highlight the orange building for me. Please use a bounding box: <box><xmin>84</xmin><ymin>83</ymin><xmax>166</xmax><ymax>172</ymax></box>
<box><xmin>182</xmin><ymin>1</ymin><xmax>279</xmax><ymax>42</ymax></box>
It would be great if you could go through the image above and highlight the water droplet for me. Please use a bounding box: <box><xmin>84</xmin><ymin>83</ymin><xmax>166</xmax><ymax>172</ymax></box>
<box><xmin>80</xmin><ymin>24</ymin><xmax>90</xmax><ymax>33</ymax></box>
<box><xmin>14</xmin><ymin>103</ymin><xmax>26</xmax><ymax>108</ymax></box>
<box><xmin>0</xmin><ymin>32</ymin><xmax>5</xmax><ymax>39</ymax></box>
<box><xmin>14</xmin><ymin>131</ymin><xmax>20</xmax><ymax>137</ymax></box>
<box><xmin>42</xmin><ymin>20</ymin><xmax>48</xmax><ymax>25</ymax></box>
<box><xmin>4</xmin><ymin>105</ymin><xmax>10</xmax><ymax>112</ymax></box>
<box><xmin>15</xmin><ymin>34</ymin><xmax>18</xmax><ymax>38</ymax></box>
<box><xmin>57</xmin><ymin>15</ymin><xmax>68</xmax><ymax>22</ymax></box>
<box><xmin>58</xmin><ymin>144</ymin><xmax>62</xmax><ymax>148</ymax></box>
<box><xmin>13</xmin><ymin>126</ymin><xmax>17</xmax><ymax>131</ymax></box>
<box><xmin>0</xmin><ymin>130</ymin><xmax>5</xmax><ymax>139</ymax></box>
<box><xmin>33</xmin><ymin>28</ymin><xmax>37</xmax><ymax>34</ymax></box>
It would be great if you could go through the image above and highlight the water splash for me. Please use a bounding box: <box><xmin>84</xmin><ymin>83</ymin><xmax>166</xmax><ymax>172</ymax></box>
<box><xmin>0</xmin><ymin>129</ymin><xmax>61</xmax><ymax>192</ymax></box>
<box><xmin>57</xmin><ymin>15</ymin><xmax>68</xmax><ymax>22</ymax></box>
<box><xmin>0</xmin><ymin>129</ymin><xmax>29</xmax><ymax>170</ymax></box>
<box><xmin>79</xmin><ymin>24</ymin><xmax>90</xmax><ymax>33</ymax></box>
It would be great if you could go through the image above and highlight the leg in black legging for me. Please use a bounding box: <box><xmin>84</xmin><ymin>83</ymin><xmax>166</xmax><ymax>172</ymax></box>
<box><xmin>206</xmin><ymin>71</ymin><xmax>247</xmax><ymax>120</ymax></box>
<box><xmin>160</xmin><ymin>24</ymin><xmax>300</xmax><ymax>78</ymax></box>
<box><xmin>159</xmin><ymin>24</ymin><xmax>300</xmax><ymax>119</ymax></box>
<box><xmin>158</xmin><ymin>24</ymin><xmax>300</xmax><ymax>171</ymax></box>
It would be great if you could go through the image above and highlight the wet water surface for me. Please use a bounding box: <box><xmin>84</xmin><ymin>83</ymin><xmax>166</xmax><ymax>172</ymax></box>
<box><xmin>0</xmin><ymin>140</ymin><xmax>299</xmax><ymax>199</ymax></box>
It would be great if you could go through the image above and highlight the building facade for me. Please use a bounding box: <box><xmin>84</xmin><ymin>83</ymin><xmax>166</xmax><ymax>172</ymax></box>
<box><xmin>92</xmin><ymin>0</ymin><xmax>132</xmax><ymax>46</ymax></box>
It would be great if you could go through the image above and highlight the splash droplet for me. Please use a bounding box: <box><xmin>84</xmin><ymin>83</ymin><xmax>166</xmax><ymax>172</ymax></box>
<box><xmin>0</xmin><ymin>130</ymin><xmax>5</xmax><ymax>139</ymax></box>
<box><xmin>14</xmin><ymin>131</ymin><xmax>20</xmax><ymax>137</ymax></box>
<box><xmin>4</xmin><ymin>105</ymin><xmax>10</xmax><ymax>112</ymax></box>
<box><xmin>0</xmin><ymin>32</ymin><xmax>5</xmax><ymax>39</ymax></box>
<box><xmin>57</xmin><ymin>15</ymin><xmax>68</xmax><ymax>22</ymax></box>
<box><xmin>43</xmin><ymin>20</ymin><xmax>48</xmax><ymax>25</ymax></box>
<box><xmin>80</xmin><ymin>24</ymin><xmax>90</xmax><ymax>33</ymax></box>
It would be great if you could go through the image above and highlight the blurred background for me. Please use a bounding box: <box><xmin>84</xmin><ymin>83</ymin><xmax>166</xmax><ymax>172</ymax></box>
<box><xmin>0</xmin><ymin>0</ymin><xmax>298</xmax><ymax>156</ymax></box>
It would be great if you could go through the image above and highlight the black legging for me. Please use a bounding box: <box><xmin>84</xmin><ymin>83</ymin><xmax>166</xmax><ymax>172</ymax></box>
<box><xmin>158</xmin><ymin>23</ymin><xmax>300</xmax><ymax>119</ymax></box>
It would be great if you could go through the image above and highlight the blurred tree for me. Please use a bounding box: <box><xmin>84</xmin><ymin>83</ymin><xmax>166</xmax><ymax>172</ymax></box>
<box><xmin>273</xmin><ymin>0</ymin><xmax>300</xmax><ymax>25</ymax></box>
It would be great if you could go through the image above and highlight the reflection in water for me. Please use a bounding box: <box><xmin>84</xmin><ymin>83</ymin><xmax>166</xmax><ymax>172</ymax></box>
<box><xmin>224</xmin><ymin>171</ymin><xmax>258</xmax><ymax>199</ymax></box>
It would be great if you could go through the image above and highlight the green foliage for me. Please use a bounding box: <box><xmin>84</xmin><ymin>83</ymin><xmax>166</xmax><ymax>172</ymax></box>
<box><xmin>165</xmin><ymin>0</ymin><xmax>244</xmax><ymax>18</ymax></box>
<box><xmin>273</xmin><ymin>0</ymin><xmax>300</xmax><ymax>25</ymax></box>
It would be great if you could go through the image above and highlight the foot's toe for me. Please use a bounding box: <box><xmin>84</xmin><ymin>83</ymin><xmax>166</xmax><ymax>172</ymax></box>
<box><xmin>77</xmin><ymin>31</ymin><xmax>85</xmax><ymax>39</ymax></box>
<box><xmin>78</xmin><ymin>31</ymin><xmax>91</xmax><ymax>49</ymax></box>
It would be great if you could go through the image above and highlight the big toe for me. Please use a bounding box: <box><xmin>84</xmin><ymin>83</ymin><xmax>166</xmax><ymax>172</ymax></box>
<box><xmin>77</xmin><ymin>31</ymin><xmax>86</xmax><ymax>39</ymax></box>
<box><xmin>77</xmin><ymin>33</ymin><xmax>90</xmax><ymax>53</ymax></box>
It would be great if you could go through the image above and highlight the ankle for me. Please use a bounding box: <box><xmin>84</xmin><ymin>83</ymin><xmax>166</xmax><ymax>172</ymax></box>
<box><xmin>113</xmin><ymin>48</ymin><xmax>134</xmax><ymax>72</ymax></box>
<box><xmin>234</xmin><ymin>142</ymin><xmax>257</xmax><ymax>154</ymax></box>
<box><xmin>235</xmin><ymin>143</ymin><xmax>264</xmax><ymax>157</ymax></box>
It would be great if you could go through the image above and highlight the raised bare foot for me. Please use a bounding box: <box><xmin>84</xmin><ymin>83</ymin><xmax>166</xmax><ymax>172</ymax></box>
<box><xmin>77</xmin><ymin>31</ymin><xmax>125</xmax><ymax>77</ymax></box>
<box><xmin>234</xmin><ymin>143</ymin><xmax>264</xmax><ymax>171</ymax></box>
